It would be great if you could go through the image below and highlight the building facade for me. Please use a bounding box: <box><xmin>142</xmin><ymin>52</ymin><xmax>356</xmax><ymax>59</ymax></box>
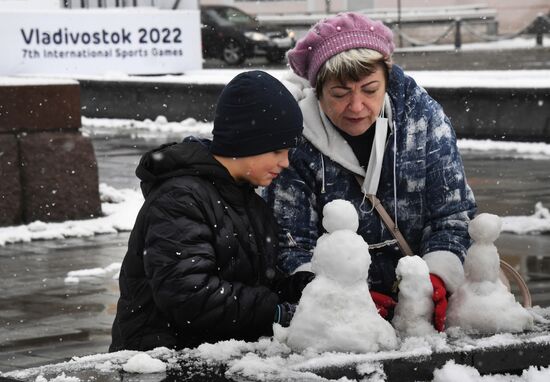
<box><xmin>200</xmin><ymin>0</ymin><xmax>549</xmax><ymax>34</ymax></box>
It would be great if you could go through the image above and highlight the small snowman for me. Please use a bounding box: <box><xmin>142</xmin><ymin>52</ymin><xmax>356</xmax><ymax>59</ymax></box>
<box><xmin>392</xmin><ymin>256</ymin><xmax>437</xmax><ymax>337</ymax></box>
<box><xmin>446</xmin><ymin>213</ymin><xmax>533</xmax><ymax>333</ymax></box>
<box><xmin>283</xmin><ymin>199</ymin><xmax>398</xmax><ymax>353</ymax></box>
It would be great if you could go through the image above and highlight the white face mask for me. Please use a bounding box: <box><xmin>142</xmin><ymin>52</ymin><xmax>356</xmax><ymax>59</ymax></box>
<box><xmin>362</xmin><ymin>94</ymin><xmax>390</xmax><ymax>196</ymax></box>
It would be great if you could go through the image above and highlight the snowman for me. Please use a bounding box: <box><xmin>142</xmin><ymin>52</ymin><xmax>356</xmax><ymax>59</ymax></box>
<box><xmin>283</xmin><ymin>199</ymin><xmax>398</xmax><ymax>353</ymax></box>
<box><xmin>392</xmin><ymin>256</ymin><xmax>437</xmax><ymax>337</ymax></box>
<box><xmin>446</xmin><ymin>213</ymin><xmax>533</xmax><ymax>333</ymax></box>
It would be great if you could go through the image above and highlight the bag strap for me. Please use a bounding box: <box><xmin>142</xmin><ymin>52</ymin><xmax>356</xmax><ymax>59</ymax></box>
<box><xmin>366</xmin><ymin>193</ymin><xmax>415</xmax><ymax>257</ymax></box>
<box><xmin>500</xmin><ymin>259</ymin><xmax>532</xmax><ymax>308</ymax></box>
<box><xmin>354</xmin><ymin>174</ymin><xmax>414</xmax><ymax>257</ymax></box>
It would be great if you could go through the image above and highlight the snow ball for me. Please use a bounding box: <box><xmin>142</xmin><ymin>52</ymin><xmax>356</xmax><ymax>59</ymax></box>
<box><xmin>154</xmin><ymin>115</ymin><xmax>168</xmax><ymax>124</ymax></box>
<box><xmin>28</xmin><ymin>221</ymin><xmax>48</xmax><ymax>232</ymax></box>
<box><xmin>396</xmin><ymin>255</ymin><xmax>430</xmax><ymax>279</ymax></box>
<box><xmin>534</xmin><ymin>201</ymin><xmax>550</xmax><ymax>219</ymax></box>
<box><xmin>180</xmin><ymin>117</ymin><xmax>197</xmax><ymax>126</ymax></box>
<box><xmin>122</xmin><ymin>352</ymin><xmax>166</xmax><ymax>374</ymax></box>
<box><xmin>432</xmin><ymin>360</ymin><xmax>481</xmax><ymax>381</ymax></box>
<box><xmin>311</xmin><ymin>230</ymin><xmax>370</xmax><ymax>284</ymax></box>
<box><xmin>468</xmin><ymin>213</ymin><xmax>501</xmax><ymax>243</ymax></box>
<box><xmin>322</xmin><ymin>199</ymin><xmax>359</xmax><ymax>233</ymax></box>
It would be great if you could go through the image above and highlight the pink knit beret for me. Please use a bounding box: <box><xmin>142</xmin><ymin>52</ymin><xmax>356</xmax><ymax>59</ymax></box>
<box><xmin>287</xmin><ymin>12</ymin><xmax>395</xmax><ymax>86</ymax></box>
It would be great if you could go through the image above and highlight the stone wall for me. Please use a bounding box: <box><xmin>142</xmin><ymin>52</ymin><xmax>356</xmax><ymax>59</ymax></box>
<box><xmin>0</xmin><ymin>79</ymin><xmax>101</xmax><ymax>227</ymax></box>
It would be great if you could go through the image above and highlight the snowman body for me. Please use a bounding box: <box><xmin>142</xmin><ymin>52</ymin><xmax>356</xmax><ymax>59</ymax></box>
<box><xmin>392</xmin><ymin>256</ymin><xmax>437</xmax><ymax>337</ymax></box>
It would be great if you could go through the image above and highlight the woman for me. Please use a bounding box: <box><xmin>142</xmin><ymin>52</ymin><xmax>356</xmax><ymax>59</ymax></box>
<box><xmin>264</xmin><ymin>13</ymin><xmax>476</xmax><ymax>331</ymax></box>
<box><xmin>110</xmin><ymin>71</ymin><xmax>313</xmax><ymax>351</ymax></box>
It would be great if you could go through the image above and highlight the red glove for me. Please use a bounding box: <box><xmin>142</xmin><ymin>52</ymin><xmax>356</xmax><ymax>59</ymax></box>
<box><xmin>370</xmin><ymin>291</ymin><xmax>397</xmax><ymax>319</ymax></box>
<box><xmin>430</xmin><ymin>274</ymin><xmax>448</xmax><ymax>332</ymax></box>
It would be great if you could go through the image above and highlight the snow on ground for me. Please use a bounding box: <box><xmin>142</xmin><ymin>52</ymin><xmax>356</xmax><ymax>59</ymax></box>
<box><xmin>407</xmin><ymin>70</ymin><xmax>550</xmax><ymax>89</ymax></box>
<box><xmin>458</xmin><ymin>139</ymin><xmax>550</xmax><ymax>158</ymax></box>
<box><xmin>0</xmin><ymin>183</ymin><xmax>143</xmax><ymax>246</ymax></box>
<box><xmin>81</xmin><ymin>115</ymin><xmax>213</xmax><ymax>138</ymax></box>
<box><xmin>64</xmin><ymin>262</ymin><xmax>121</xmax><ymax>284</ymax></box>
<box><xmin>0</xmin><ymin>77</ymin><xmax>78</xmax><ymax>86</ymax></box>
<box><xmin>433</xmin><ymin>361</ymin><xmax>550</xmax><ymax>382</ymax></box>
<box><xmin>501</xmin><ymin>202</ymin><xmax>550</xmax><ymax>235</ymax></box>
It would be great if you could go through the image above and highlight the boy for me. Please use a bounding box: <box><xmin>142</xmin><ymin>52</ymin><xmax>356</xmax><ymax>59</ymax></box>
<box><xmin>110</xmin><ymin>70</ymin><xmax>313</xmax><ymax>351</ymax></box>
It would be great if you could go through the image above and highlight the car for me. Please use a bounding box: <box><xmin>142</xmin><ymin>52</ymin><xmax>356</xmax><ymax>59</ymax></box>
<box><xmin>200</xmin><ymin>5</ymin><xmax>296</xmax><ymax>65</ymax></box>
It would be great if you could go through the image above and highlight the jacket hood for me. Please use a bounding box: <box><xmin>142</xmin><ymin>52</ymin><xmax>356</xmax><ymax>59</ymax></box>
<box><xmin>136</xmin><ymin>138</ymin><xmax>232</xmax><ymax>197</ymax></box>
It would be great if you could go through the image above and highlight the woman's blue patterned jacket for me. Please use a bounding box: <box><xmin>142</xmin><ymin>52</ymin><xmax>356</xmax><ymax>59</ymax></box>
<box><xmin>263</xmin><ymin>65</ymin><xmax>476</xmax><ymax>296</ymax></box>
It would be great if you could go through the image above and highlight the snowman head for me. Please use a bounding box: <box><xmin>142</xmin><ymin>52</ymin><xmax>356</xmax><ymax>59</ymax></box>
<box><xmin>322</xmin><ymin>199</ymin><xmax>359</xmax><ymax>234</ymax></box>
<box><xmin>468</xmin><ymin>213</ymin><xmax>502</xmax><ymax>244</ymax></box>
<box><xmin>396</xmin><ymin>255</ymin><xmax>430</xmax><ymax>280</ymax></box>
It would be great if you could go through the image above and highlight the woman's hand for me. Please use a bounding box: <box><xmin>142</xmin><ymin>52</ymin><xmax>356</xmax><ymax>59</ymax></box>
<box><xmin>430</xmin><ymin>274</ymin><xmax>448</xmax><ymax>332</ymax></box>
<box><xmin>370</xmin><ymin>291</ymin><xmax>397</xmax><ymax>319</ymax></box>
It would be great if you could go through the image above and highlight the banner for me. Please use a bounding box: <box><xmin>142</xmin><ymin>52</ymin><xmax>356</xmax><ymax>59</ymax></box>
<box><xmin>0</xmin><ymin>9</ymin><xmax>202</xmax><ymax>75</ymax></box>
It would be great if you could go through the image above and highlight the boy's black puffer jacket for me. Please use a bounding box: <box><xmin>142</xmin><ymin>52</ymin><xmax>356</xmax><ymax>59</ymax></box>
<box><xmin>110</xmin><ymin>139</ymin><xmax>311</xmax><ymax>351</ymax></box>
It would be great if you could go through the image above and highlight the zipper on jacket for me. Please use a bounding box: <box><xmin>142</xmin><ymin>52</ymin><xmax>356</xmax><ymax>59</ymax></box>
<box><xmin>320</xmin><ymin>153</ymin><xmax>326</xmax><ymax>194</ymax></box>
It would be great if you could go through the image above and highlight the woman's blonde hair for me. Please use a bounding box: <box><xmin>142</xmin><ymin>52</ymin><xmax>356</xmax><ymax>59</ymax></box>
<box><xmin>315</xmin><ymin>48</ymin><xmax>393</xmax><ymax>97</ymax></box>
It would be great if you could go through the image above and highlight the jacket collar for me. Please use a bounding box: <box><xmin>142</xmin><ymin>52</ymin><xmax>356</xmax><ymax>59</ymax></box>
<box><xmin>136</xmin><ymin>139</ymin><xmax>254</xmax><ymax>207</ymax></box>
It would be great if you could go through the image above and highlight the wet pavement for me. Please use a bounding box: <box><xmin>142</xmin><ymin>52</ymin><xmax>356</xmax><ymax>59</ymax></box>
<box><xmin>1</xmin><ymin>129</ymin><xmax>550</xmax><ymax>373</ymax></box>
<box><xmin>0</xmin><ymin>233</ymin><xmax>125</xmax><ymax>372</ymax></box>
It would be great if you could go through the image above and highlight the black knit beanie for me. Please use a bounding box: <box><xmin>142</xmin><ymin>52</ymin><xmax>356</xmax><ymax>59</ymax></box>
<box><xmin>210</xmin><ymin>70</ymin><xmax>303</xmax><ymax>157</ymax></box>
